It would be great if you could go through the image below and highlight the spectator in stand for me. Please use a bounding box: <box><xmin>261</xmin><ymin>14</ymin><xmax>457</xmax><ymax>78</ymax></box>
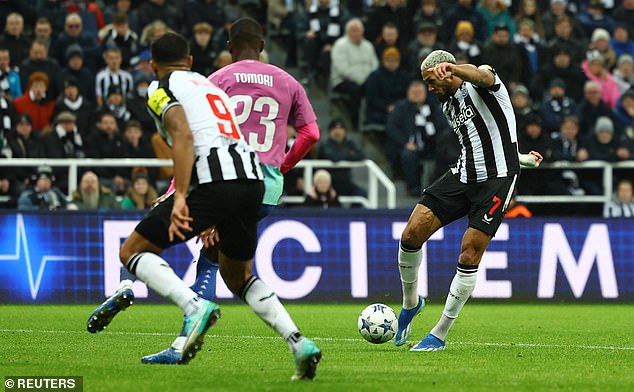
<box><xmin>139</xmin><ymin>20</ymin><xmax>171</xmax><ymax>50</ymax></box>
<box><xmin>85</xmin><ymin>111</ymin><xmax>127</xmax><ymax>195</ymax></box>
<box><xmin>531</xmin><ymin>46</ymin><xmax>586</xmax><ymax>102</ymax></box>
<box><xmin>19</xmin><ymin>40</ymin><xmax>64</xmax><ymax>101</ymax></box>
<box><xmin>6</xmin><ymin>114</ymin><xmax>46</xmax><ymax>182</ymax></box>
<box><xmin>17</xmin><ymin>165</ymin><xmax>67</xmax><ymax>211</ymax></box>
<box><xmin>539</xmin><ymin>78</ymin><xmax>579</xmax><ymax>136</ymax></box>
<box><xmin>126</xmin><ymin>72</ymin><xmax>154</xmax><ymax>135</ymax></box>
<box><xmin>129</xmin><ymin>49</ymin><xmax>152</xmax><ymax>82</ymax></box>
<box><xmin>603</xmin><ymin>179</ymin><xmax>634</xmax><ymax>218</ymax></box>
<box><xmin>364</xmin><ymin>47</ymin><xmax>410</xmax><ymax>126</ymax></box>
<box><xmin>137</xmin><ymin>0</ymin><xmax>182</xmax><ymax>33</ymax></box>
<box><xmin>511</xmin><ymin>84</ymin><xmax>536</xmax><ymax>131</ymax></box>
<box><xmin>516</xmin><ymin>113</ymin><xmax>551</xmax><ymax>196</ymax></box>
<box><xmin>99</xmin><ymin>85</ymin><xmax>131</xmax><ymax>130</ymax></box>
<box><xmin>551</xmin><ymin>115</ymin><xmax>581</xmax><ymax>162</ymax></box>
<box><xmin>296</xmin><ymin>0</ymin><xmax>349</xmax><ymax>85</ymax></box>
<box><xmin>13</xmin><ymin>72</ymin><xmax>56</xmax><ymax>134</ymax></box>
<box><xmin>546</xmin><ymin>15</ymin><xmax>586</xmax><ymax>64</ymax></box>
<box><xmin>541</xmin><ymin>0</ymin><xmax>586</xmax><ymax>43</ymax></box>
<box><xmin>121</xmin><ymin>120</ymin><xmax>155</xmax><ymax>180</ymax></box>
<box><xmin>613</xmin><ymin>89</ymin><xmax>634</xmax><ymax>139</ymax></box>
<box><xmin>63</xmin><ymin>0</ymin><xmax>105</xmax><ymax>37</ymax></box>
<box><xmin>386</xmin><ymin>80</ymin><xmax>448</xmax><ymax>196</ymax></box>
<box><xmin>330</xmin><ymin>18</ymin><xmax>378</xmax><ymax>130</ymax></box>
<box><xmin>120</xmin><ymin>172</ymin><xmax>158</xmax><ymax>210</ymax></box>
<box><xmin>406</xmin><ymin>22</ymin><xmax>445</xmax><ymax>80</ymax></box>
<box><xmin>98</xmin><ymin>12</ymin><xmax>139</xmax><ymax>70</ymax></box>
<box><xmin>70</xmin><ymin>170</ymin><xmax>120</xmax><ymax>210</ymax></box>
<box><xmin>50</xmin><ymin>13</ymin><xmax>99</xmax><ymax>73</ymax></box>
<box><xmin>443</xmin><ymin>0</ymin><xmax>486</xmax><ymax>43</ymax></box>
<box><xmin>365</xmin><ymin>0</ymin><xmax>411</xmax><ymax>45</ymax></box>
<box><xmin>412</xmin><ymin>0</ymin><xmax>443</xmax><ymax>40</ymax></box>
<box><xmin>514</xmin><ymin>18</ymin><xmax>545</xmax><ymax>86</ymax></box>
<box><xmin>35</xmin><ymin>0</ymin><xmax>68</xmax><ymax>36</ymax></box>
<box><xmin>303</xmin><ymin>169</ymin><xmax>341</xmax><ymax>208</ymax></box>
<box><xmin>581</xmin><ymin>50</ymin><xmax>621</xmax><ymax>110</ymax></box>
<box><xmin>513</xmin><ymin>0</ymin><xmax>544</xmax><ymax>39</ymax></box>
<box><xmin>190</xmin><ymin>22</ymin><xmax>216</xmax><ymax>76</ymax></box>
<box><xmin>103</xmin><ymin>0</ymin><xmax>139</xmax><ymax>34</ymax></box>
<box><xmin>614</xmin><ymin>54</ymin><xmax>634</xmax><ymax>94</ymax></box>
<box><xmin>481</xmin><ymin>23</ymin><xmax>523</xmax><ymax>85</ymax></box>
<box><xmin>374</xmin><ymin>23</ymin><xmax>405</xmax><ymax>60</ymax></box>
<box><xmin>0</xmin><ymin>169</ymin><xmax>18</xmax><ymax>209</ymax></box>
<box><xmin>34</xmin><ymin>17</ymin><xmax>54</xmax><ymax>51</ymax></box>
<box><xmin>53</xmin><ymin>77</ymin><xmax>94</xmax><ymax>136</ymax></box>
<box><xmin>578</xmin><ymin>80</ymin><xmax>617</xmax><ymax>140</ymax></box>
<box><xmin>578</xmin><ymin>0</ymin><xmax>615</xmax><ymax>38</ymax></box>
<box><xmin>477</xmin><ymin>0</ymin><xmax>516</xmax><ymax>38</ymax></box>
<box><xmin>611</xmin><ymin>24</ymin><xmax>634</xmax><ymax>60</ymax></box>
<box><xmin>62</xmin><ymin>44</ymin><xmax>95</xmax><ymax>103</ymax></box>
<box><xmin>0</xmin><ymin>47</ymin><xmax>21</xmax><ymax>100</ymax></box>
<box><xmin>184</xmin><ymin>0</ymin><xmax>226</xmax><ymax>35</ymax></box>
<box><xmin>41</xmin><ymin>110</ymin><xmax>85</xmax><ymax>192</ymax></box>
<box><xmin>0</xmin><ymin>13</ymin><xmax>30</xmax><ymax>67</ymax></box>
<box><xmin>212</xmin><ymin>50</ymin><xmax>232</xmax><ymax>72</ymax></box>
<box><xmin>588</xmin><ymin>28</ymin><xmax>616</xmax><ymax>70</ymax></box>
<box><xmin>613</xmin><ymin>0</ymin><xmax>634</xmax><ymax>38</ymax></box>
<box><xmin>95</xmin><ymin>46</ymin><xmax>134</xmax><ymax>108</ymax></box>
<box><xmin>447</xmin><ymin>20</ymin><xmax>482</xmax><ymax>65</ymax></box>
<box><xmin>317</xmin><ymin>118</ymin><xmax>366</xmax><ymax>197</ymax></box>
<box><xmin>578</xmin><ymin>116</ymin><xmax>629</xmax><ymax>162</ymax></box>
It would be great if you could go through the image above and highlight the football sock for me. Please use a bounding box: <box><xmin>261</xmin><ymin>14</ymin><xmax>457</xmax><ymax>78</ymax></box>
<box><xmin>176</xmin><ymin>251</ymin><xmax>219</xmax><ymax>338</ymax></box>
<box><xmin>127</xmin><ymin>252</ymin><xmax>199</xmax><ymax>315</ymax></box>
<box><xmin>398</xmin><ymin>242</ymin><xmax>423</xmax><ymax>309</ymax></box>
<box><xmin>240</xmin><ymin>276</ymin><xmax>302</xmax><ymax>352</ymax></box>
<box><xmin>430</xmin><ymin>263</ymin><xmax>478</xmax><ymax>341</ymax></box>
<box><xmin>119</xmin><ymin>266</ymin><xmax>137</xmax><ymax>289</ymax></box>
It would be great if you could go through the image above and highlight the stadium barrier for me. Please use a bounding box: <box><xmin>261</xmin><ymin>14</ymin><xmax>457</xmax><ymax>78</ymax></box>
<box><xmin>0</xmin><ymin>158</ymin><xmax>396</xmax><ymax>209</ymax></box>
<box><xmin>0</xmin><ymin>210</ymin><xmax>631</xmax><ymax>303</ymax></box>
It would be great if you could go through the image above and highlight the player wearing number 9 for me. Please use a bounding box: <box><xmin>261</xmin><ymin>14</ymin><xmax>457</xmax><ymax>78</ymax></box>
<box><xmin>393</xmin><ymin>50</ymin><xmax>544</xmax><ymax>352</ymax></box>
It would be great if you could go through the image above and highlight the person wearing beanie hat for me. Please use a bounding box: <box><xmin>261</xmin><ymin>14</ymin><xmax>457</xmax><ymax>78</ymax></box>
<box><xmin>17</xmin><ymin>165</ymin><xmax>68</xmax><ymax>211</ymax></box>
<box><xmin>587</xmin><ymin>27</ymin><xmax>617</xmax><ymax>69</ymax></box>
<box><xmin>5</xmin><ymin>112</ymin><xmax>46</xmax><ymax>182</ymax></box>
<box><xmin>577</xmin><ymin>115</ymin><xmax>630</xmax><ymax>163</ymax></box>
<box><xmin>365</xmin><ymin>45</ymin><xmax>410</xmax><ymax>125</ymax></box>
<box><xmin>13</xmin><ymin>71</ymin><xmax>56</xmax><ymax>133</ymax></box>
<box><xmin>54</xmin><ymin>75</ymin><xmax>95</xmax><ymax>137</ymax></box>
<box><xmin>614</xmin><ymin>54</ymin><xmax>634</xmax><ymax>93</ymax></box>
<box><xmin>582</xmin><ymin>48</ymin><xmax>622</xmax><ymax>109</ymax></box>
<box><xmin>448</xmin><ymin>19</ymin><xmax>482</xmax><ymax>65</ymax></box>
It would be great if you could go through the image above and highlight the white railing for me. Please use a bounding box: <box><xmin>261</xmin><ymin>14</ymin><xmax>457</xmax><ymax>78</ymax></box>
<box><xmin>516</xmin><ymin>161</ymin><xmax>634</xmax><ymax>204</ymax></box>
<box><xmin>0</xmin><ymin>158</ymin><xmax>397</xmax><ymax>209</ymax></box>
<box><xmin>279</xmin><ymin>159</ymin><xmax>396</xmax><ymax>209</ymax></box>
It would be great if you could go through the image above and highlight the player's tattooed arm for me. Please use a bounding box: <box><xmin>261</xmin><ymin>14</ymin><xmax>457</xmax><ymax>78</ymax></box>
<box><xmin>451</xmin><ymin>64</ymin><xmax>495</xmax><ymax>88</ymax></box>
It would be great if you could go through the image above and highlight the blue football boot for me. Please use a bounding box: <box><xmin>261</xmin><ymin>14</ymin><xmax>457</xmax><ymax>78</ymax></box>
<box><xmin>141</xmin><ymin>346</ymin><xmax>186</xmax><ymax>365</ymax></box>
<box><xmin>87</xmin><ymin>286</ymin><xmax>134</xmax><ymax>333</ymax></box>
<box><xmin>394</xmin><ymin>296</ymin><xmax>425</xmax><ymax>346</ymax></box>
<box><xmin>410</xmin><ymin>333</ymin><xmax>446</xmax><ymax>352</ymax></box>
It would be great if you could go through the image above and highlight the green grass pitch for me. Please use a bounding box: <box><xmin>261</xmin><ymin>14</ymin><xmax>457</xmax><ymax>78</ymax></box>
<box><xmin>1</xmin><ymin>303</ymin><xmax>634</xmax><ymax>391</ymax></box>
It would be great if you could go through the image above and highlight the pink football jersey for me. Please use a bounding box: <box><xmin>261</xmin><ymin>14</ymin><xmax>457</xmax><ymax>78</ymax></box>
<box><xmin>209</xmin><ymin>60</ymin><xmax>316</xmax><ymax>167</ymax></box>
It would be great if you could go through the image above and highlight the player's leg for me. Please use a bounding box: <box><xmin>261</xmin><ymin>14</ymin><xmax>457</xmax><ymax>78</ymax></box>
<box><xmin>395</xmin><ymin>171</ymin><xmax>468</xmax><ymax>346</ymax></box>
<box><xmin>86</xmin><ymin>265</ymin><xmax>137</xmax><ymax>333</ymax></box>
<box><xmin>411</xmin><ymin>227</ymin><xmax>490</xmax><ymax>352</ymax></box>
<box><xmin>219</xmin><ymin>253</ymin><xmax>321</xmax><ymax>380</ymax></box>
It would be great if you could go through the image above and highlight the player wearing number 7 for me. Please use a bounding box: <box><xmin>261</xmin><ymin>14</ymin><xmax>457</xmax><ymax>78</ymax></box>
<box><xmin>141</xmin><ymin>17</ymin><xmax>323</xmax><ymax>379</ymax></box>
<box><xmin>394</xmin><ymin>50</ymin><xmax>543</xmax><ymax>352</ymax></box>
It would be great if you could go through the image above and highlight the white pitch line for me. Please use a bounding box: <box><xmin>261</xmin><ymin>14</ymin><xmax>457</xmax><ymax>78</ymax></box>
<box><xmin>1</xmin><ymin>329</ymin><xmax>633</xmax><ymax>351</ymax></box>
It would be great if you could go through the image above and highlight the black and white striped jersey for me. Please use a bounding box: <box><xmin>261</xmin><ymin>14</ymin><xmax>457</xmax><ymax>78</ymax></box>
<box><xmin>95</xmin><ymin>68</ymin><xmax>134</xmax><ymax>101</ymax></box>
<box><xmin>147</xmin><ymin>70</ymin><xmax>263</xmax><ymax>185</ymax></box>
<box><xmin>442</xmin><ymin>65</ymin><xmax>519</xmax><ymax>184</ymax></box>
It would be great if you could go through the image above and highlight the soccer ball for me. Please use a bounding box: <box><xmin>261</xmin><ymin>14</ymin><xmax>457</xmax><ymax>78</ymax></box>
<box><xmin>357</xmin><ymin>303</ymin><xmax>398</xmax><ymax>344</ymax></box>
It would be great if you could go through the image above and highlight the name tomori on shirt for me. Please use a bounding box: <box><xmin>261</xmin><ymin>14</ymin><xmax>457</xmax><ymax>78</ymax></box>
<box><xmin>233</xmin><ymin>72</ymin><xmax>273</xmax><ymax>87</ymax></box>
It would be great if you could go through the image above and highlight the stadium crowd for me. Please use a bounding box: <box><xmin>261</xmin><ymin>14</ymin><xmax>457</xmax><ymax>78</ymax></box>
<box><xmin>0</xmin><ymin>0</ymin><xmax>632</xmax><ymax>216</ymax></box>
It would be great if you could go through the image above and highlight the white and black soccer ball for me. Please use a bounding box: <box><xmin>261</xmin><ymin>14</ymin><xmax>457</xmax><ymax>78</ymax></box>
<box><xmin>357</xmin><ymin>303</ymin><xmax>398</xmax><ymax>344</ymax></box>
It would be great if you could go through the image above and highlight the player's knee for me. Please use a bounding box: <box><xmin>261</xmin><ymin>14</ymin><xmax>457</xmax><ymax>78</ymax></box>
<box><xmin>400</xmin><ymin>226</ymin><xmax>424</xmax><ymax>249</ymax></box>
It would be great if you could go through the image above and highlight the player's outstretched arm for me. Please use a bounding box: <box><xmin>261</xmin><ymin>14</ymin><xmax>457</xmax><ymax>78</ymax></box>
<box><xmin>281</xmin><ymin>121</ymin><xmax>320</xmax><ymax>174</ymax></box>
<box><xmin>164</xmin><ymin>105</ymin><xmax>194</xmax><ymax>241</ymax></box>
<box><xmin>433</xmin><ymin>63</ymin><xmax>495</xmax><ymax>88</ymax></box>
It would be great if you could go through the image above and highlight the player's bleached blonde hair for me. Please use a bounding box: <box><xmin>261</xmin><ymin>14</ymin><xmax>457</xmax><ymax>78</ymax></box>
<box><xmin>420</xmin><ymin>50</ymin><xmax>456</xmax><ymax>72</ymax></box>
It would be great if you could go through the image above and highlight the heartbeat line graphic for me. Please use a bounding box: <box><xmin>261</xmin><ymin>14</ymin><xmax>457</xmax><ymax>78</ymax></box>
<box><xmin>0</xmin><ymin>214</ymin><xmax>78</xmax><ymax>300</ymax></box>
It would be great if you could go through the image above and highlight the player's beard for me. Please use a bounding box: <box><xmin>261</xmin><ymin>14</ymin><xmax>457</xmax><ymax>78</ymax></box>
<box><xmin>81</xmin><ymin>189</ymin><xmax>99</xmax><ymax>209</ymax></box>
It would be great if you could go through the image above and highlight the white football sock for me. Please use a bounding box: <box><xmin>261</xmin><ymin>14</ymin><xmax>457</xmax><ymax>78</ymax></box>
<box><xmin>127</xmin><ymin>252</ymin><xmax>199</xmax><ymax>315</ymax></box>
<box><xmin>240</xmin><ymin>276</ymin><xmax>302</xmax><ymax>352</ymax></box>
<box><xmin>171</xmin><ymin>336</ymin><xmax>186</xmax><ymax>351</ymax></box>
<box><xmin>430</xmin><ymin>264</ymin><xmax>478</xmax><ymax>341</ymax></box>
<box><xmin>398</xmin><ymin>242</ymin><xmax>422</xmax><ymax>309</ymax></box>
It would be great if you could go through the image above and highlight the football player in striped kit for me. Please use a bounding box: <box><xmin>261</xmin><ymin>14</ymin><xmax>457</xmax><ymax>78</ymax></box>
<box><xmin>394</xmin><ymin>49</ymin><xmax>543</xmax><ymax>351</ymax></box>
